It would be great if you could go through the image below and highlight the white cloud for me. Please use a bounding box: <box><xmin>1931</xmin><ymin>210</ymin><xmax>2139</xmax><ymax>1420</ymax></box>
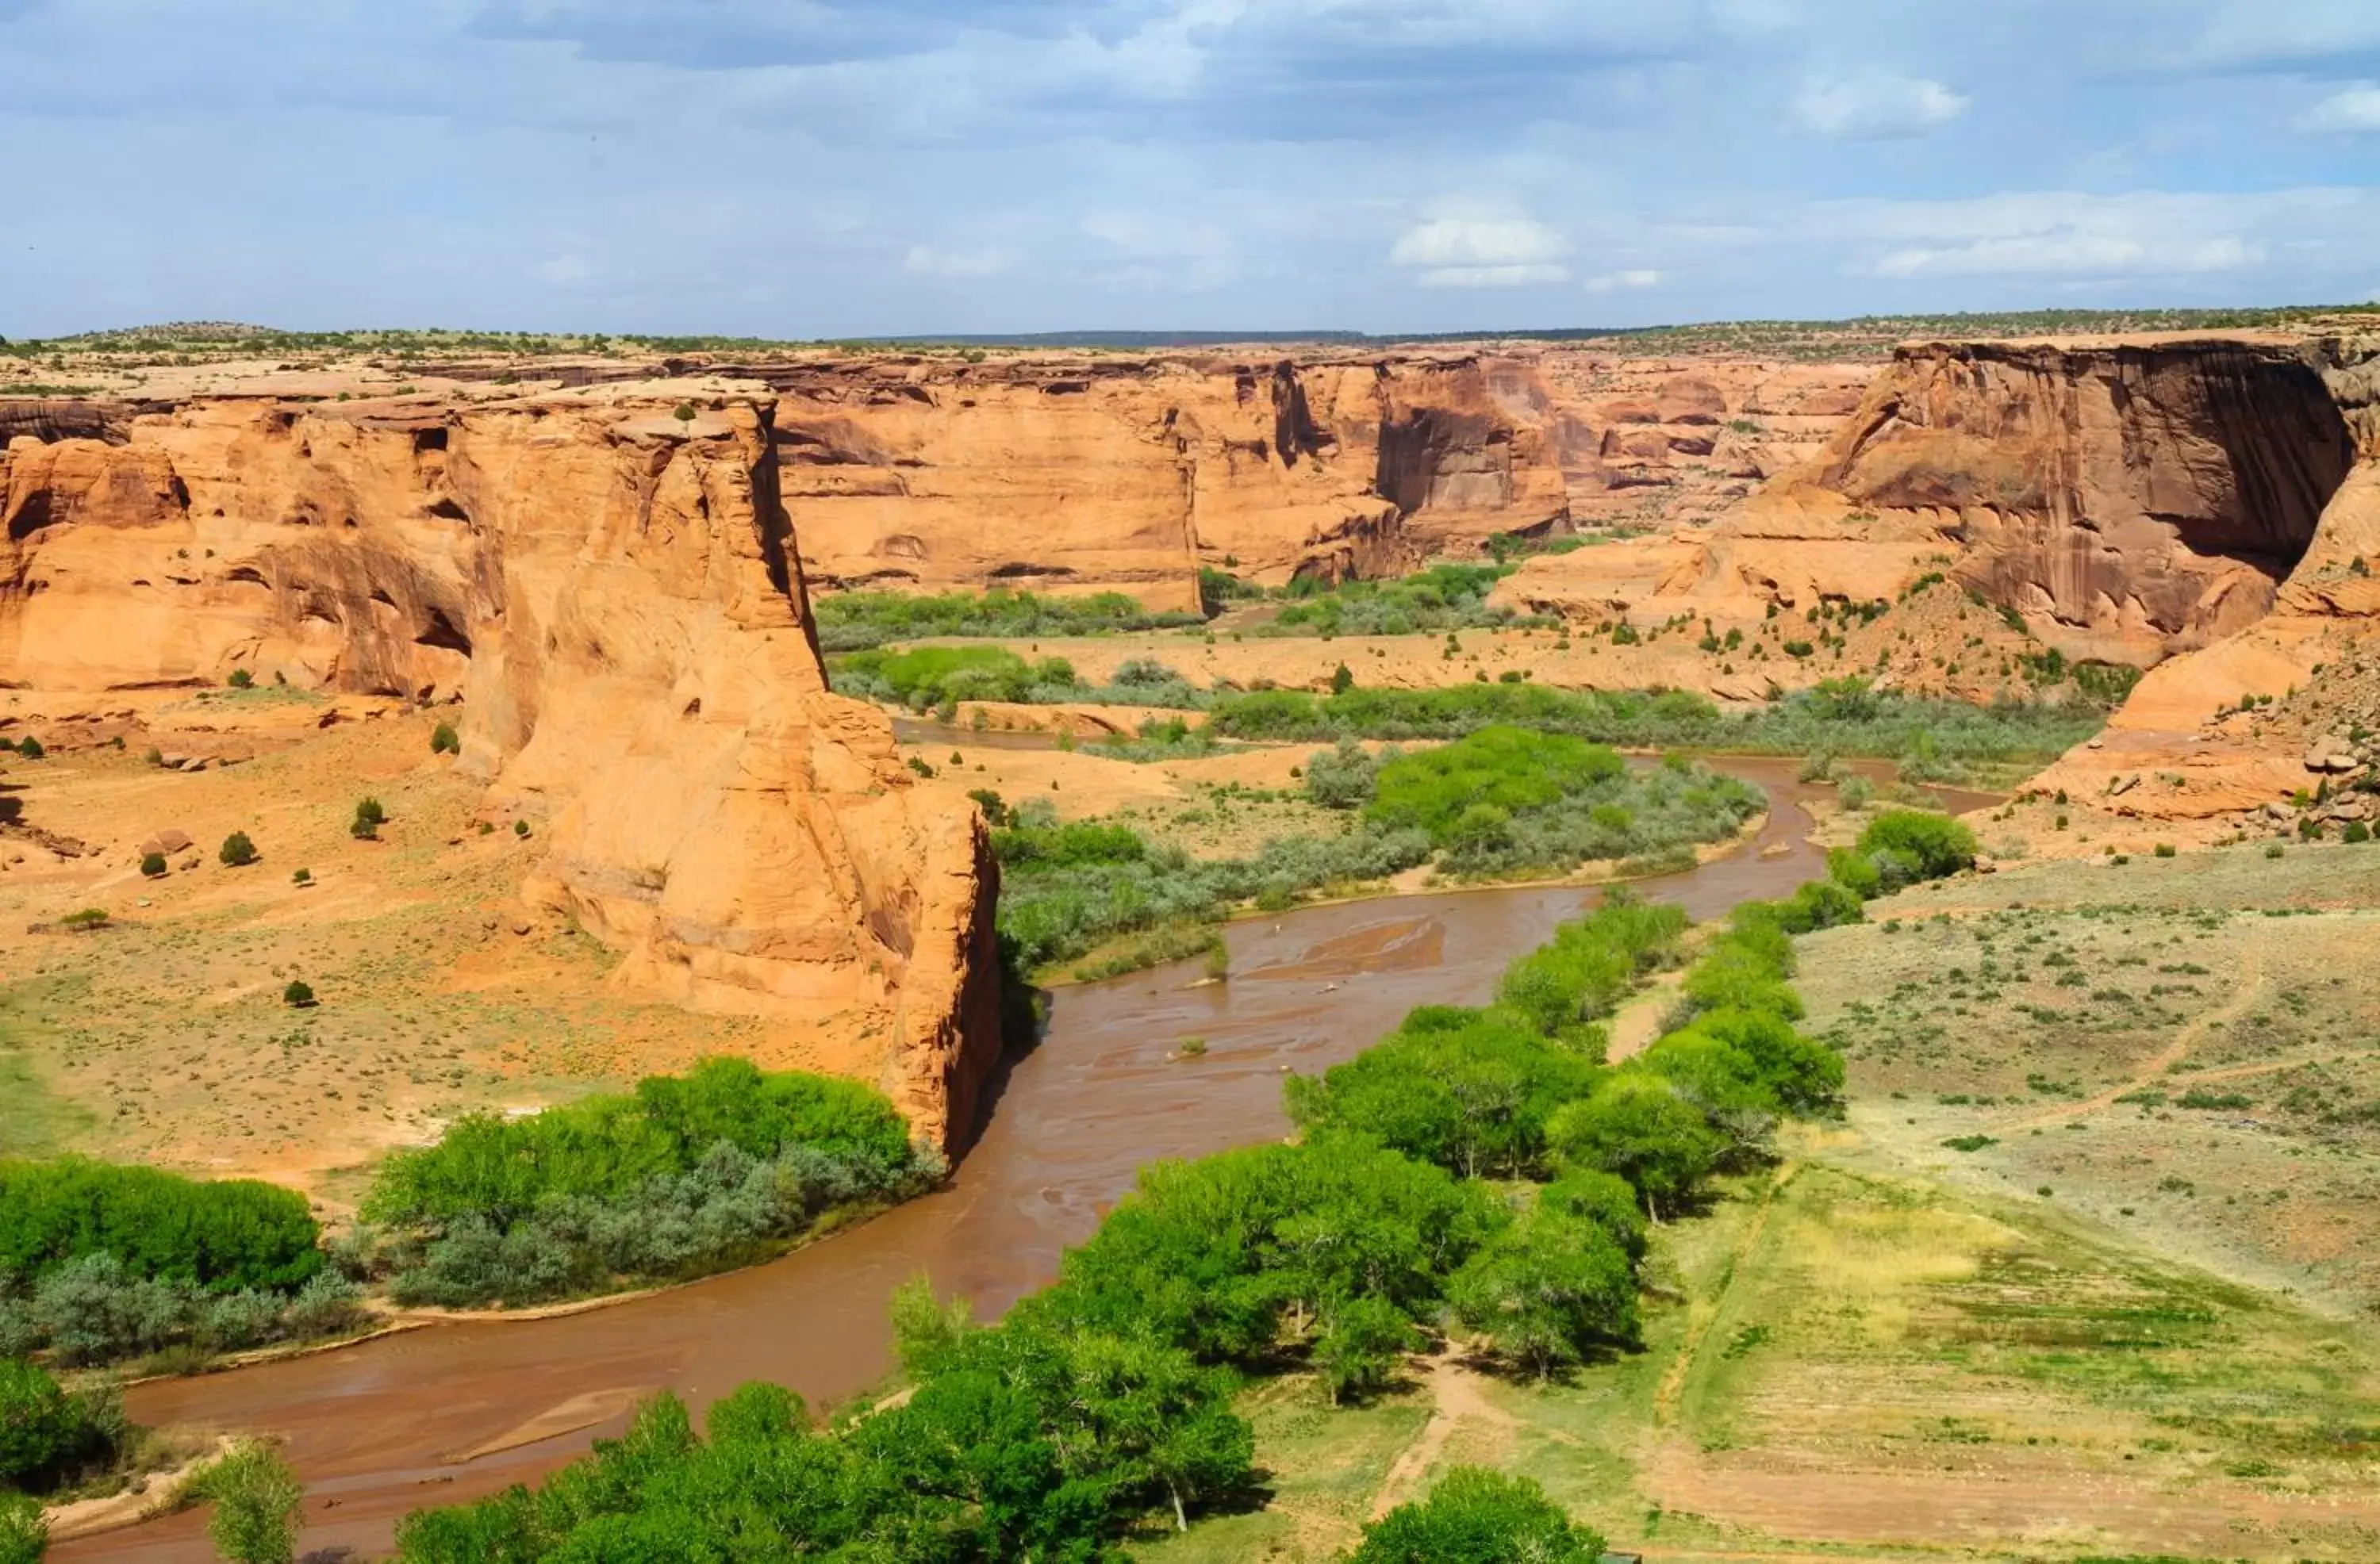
<box><xmin>1389</xmin><ymin>216</ymin><xmax>1569</xmax><ymax>266</ymax></box>
<box><xmin>1389</xmin><ymin>216</ymin><xmax>1570</xmax><ymax>285</ymax></box>
<box><xmin>1582</xmin><ymin>267</ymin><xmax>1662</xmax><ymax>293</ymax></box>
<box><xmin>1790</xmin><ymin>74</ymin><xmax>1968</xmax><ymax>140</ymax></box>
<box><xmin>1875</xmin><ymin>233</ymin><xmax>2257</xmax><ymax>278</ymax></box>
<box><xmin>903</xmin><ymin>243</ymin><xmax>1012</xmax><ymax>278</ymax></box>
<box><xmin>1416</xmin><ymin>263</ymin><xmax>1571</xmax><ymax>287</ymax></box>
<box><xmin>2301</xmin><ymin>82</ymin><xmax>2380</xmax><ymax>134</ymax></box>
<box><xmin>1833</xmin><ymin>190</ymin><xmax>2323</xmax><ymax>279</ymax></box>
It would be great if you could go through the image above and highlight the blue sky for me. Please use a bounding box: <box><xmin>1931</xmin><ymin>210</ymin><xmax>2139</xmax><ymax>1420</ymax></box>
<box><xmin>6</xmin><ymin>0</ymin><xmax>2380</xmax><ymax>338</ymax></box>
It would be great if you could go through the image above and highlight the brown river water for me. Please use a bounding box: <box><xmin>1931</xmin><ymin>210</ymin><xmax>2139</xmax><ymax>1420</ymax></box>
<box><xmin>64</xmin><ymin>759</ymin><xmax>1979</xmax><ymax>1560</ymax></box>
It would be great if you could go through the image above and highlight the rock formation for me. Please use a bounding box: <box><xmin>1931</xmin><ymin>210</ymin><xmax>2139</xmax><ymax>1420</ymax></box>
<box><xmin>1499</xmin><ymin>337</ymin><xmax>2361</xmax><ymax>669</ymax></box>
<box><xmin>0</xmin><ymin>396</ymin><xmax>1002</xmax><ymax>1151</ymax></box>
<box><xmin>2013</xmin><ymin>331</ymin><xmax>2380</xmax><ymax>836</ymax></box>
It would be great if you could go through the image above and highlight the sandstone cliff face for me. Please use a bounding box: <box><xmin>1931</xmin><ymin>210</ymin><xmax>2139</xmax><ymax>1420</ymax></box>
<box><xmin>1977</xmin><ymin>332</ymin><xmax>2380</xmax><ymax>841</ymax></box>
<box><xmin>1501</xmin><ymin>339</ymin><xmax>2360</xmax><ymax>666</ymax></box>
<box><xmin>0</xmin><ymin>397</ymin><xmax>1001</xmax><ymax>1150</ymax></box>
<box><xmin>749</xmin><ymin>352</ymin><xmax>1580</xmax><ymax>607</ymax></box>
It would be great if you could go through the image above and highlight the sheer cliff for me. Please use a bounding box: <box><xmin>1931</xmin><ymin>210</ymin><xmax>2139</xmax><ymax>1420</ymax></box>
<box><xmin>0</xmin><ymin>397</ymin><xmax>1002</xmax><ymax>1151</ymax></box>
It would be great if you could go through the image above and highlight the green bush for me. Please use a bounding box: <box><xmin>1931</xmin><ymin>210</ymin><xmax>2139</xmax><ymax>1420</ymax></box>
<box><xmin>0</xmin><ymin>1491</ymin><xmax>44</xmax><ymax>1564</ymax></box>
<box><xmin>13</xmin><ymin>738</ymin><xmax>41</xmax><ymax>761</ymax></box>
<box><xmin>200</xmin><ymin>1440</ymin><xmax>304</xmax><ymax>1564</ymax></box>
<box><xmin>811</xmin><ymin>586</ymin><xmax>1201</xmax><ymax>651</ymax></box>
<box><xmin>0</xmin><ymin>1358</ymin><xmax>77</xmax><ymax>1485</ymax></box>
<box><xmin>1349</xmin><ymin>1467</ymin><xmax>1606</xmax><ymax>1563</ymax></box>
<box><xmin>429</xmin><ymin>721</ymin><xmax>460</xmax><ymax>755</ymax></box>
<box><xmin>218</xmin><ymin>831</ymin><xmax>259</xmax><ymax>867</ymax></box>
<box><xmin>1368</xmin><ymin>726</ymin><xmax>1624</xmax><ymax>845</ymax></box>
<box><xmin>1208</xmin><ymin>678</ymin><xmax>2100</xmax><ymax>765</ymax></box>
<box><xmin>282</xmin><ymin>979</ymin><xmax>315</xmax><ymax>1008</ymax></box>
<box><xmin>1853</xmin><ymin>809</ymin><xmax>1977</xmax><ymax>884</ymax></box>
<box><xmin>226</xmin><ymin>668</ymin><xmax>254</xmax><ymax>689</ymax></box>
<box><xmin>0</xmin><ymin>1158</ymin><xmax>321</xmax><ymax>1293</ymax></box>
<box><xmin>140</xmin><ymin>852</ymin><xmax>167</xmax><ymax>878</ymax></box>
<box><xmin>361</xmin><ymin>1059</ymin><xmax>931</xmax><ymax>1307</ymax></box>
<box><xmin>350</xmin><ymin>797</ymin><xmax>386</xmax><ymax>840</ymax></box>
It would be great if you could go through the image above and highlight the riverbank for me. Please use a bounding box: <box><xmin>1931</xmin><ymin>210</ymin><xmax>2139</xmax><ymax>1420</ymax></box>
<box><xmin>60</xmin><ymin>757</ymin><xmax>1859</xmax><ymax>1562</ymax></box>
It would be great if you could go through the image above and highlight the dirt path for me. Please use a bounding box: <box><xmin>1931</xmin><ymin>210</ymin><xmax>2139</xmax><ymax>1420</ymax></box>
<box><xmin>2007</xmin><ymin>927</ymin><xmax>2267</xmax><ymax>1131</ymax></box>
<box><xmin>1368</xmin><ymin>1345</ymin><xmax>1585</xmax><ymax>1520</ymax></box>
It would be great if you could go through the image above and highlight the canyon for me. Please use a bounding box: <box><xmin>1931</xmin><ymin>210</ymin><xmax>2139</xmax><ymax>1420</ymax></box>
<box><xmin>3</xmin><ymin>318</ymin><xmax>2378</xmax><ymax>1159</ymax></box>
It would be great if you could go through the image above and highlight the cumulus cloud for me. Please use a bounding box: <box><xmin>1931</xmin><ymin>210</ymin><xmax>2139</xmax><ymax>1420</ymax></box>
<box><xmin>2301</xmin><ymin>82</ymin><xmax>2380</xmax><ymax>133</ymax></box>
<box><xmin>1789</xmin><ymin>74</ymin><xmax>1968</xmax><ymax>140</ymax></box>
<box><xmin>1389</xmin><ymin>217</ymin><xmax>1571</xmax><ymax>286</ymax></box>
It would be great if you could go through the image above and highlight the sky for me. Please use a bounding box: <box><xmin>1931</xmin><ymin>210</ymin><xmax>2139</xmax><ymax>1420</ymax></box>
<box><xmin>6</xmin><ymin>0</ymin><xmax>2380</xmax><ymax>339</ymax></box>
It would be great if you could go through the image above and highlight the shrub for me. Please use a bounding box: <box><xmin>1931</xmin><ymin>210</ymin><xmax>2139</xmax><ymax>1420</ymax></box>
<box><xmin>1303</xmin><ymin>738</ymin><xmax>1385</xmax><ymax>810</ymax></box>
<box><xmin>512</xmin><ymin>820</ymin><xmax>529</xmax><ymax>838</ymax></box>
<box><xmin>226</xmin><ymin>668</ymin><xmax>255</xmax><ymax>689</ymax></box>
<box><xmin>429</xmin><ymin>721</ymin><xmax>460</xmax><ymax>755</ymax></box>
<box><xmin>0</xmin><ymin>1492</ymin><xmax>44</xmax><ymax>1564</ymax></box>
<box><xmin>58</xmin><ymin>908</ymin><xmax>108</xmax><ymax>930</ymax></box>
<box><xmin>201</xmin><ymin>1440</ymin><xmax>304</xmax><ymax>1564</ymax></box>
<box><xmin>2154</xmin><ymin>841</ymin><xmax>2176</xmax><ymax>857</ymax></box>
<box><xmin>362</xmin><ymin>1059</ymin><xmax>928</xmax><ymax>1306</ymax></box>
<box><xmin>1368</xmin><ymin>726</ymin><xmax>1624</xmax><ymax>846</ymax></box>
<box><xmin>0</xmin><ymin>1358</ymin><xmax>77</xmax><ymax>1485</ymax></box>
<box><xmin>350</xmin><ymin>797</ymin><xmax>386</xmax><ymax>839</ymax></box>
<box><xmin>290</xmin><ymin>868</ymin><xmax>311</xmax><ymax>886</ymax></box>
<box><xmin>2349</xmin><ymin>821</ymin><xmax>2373</xmax><ymax>844</ymax></box>
<box><xmin>1349</xmin><ymin>1467</ymin><xmax>1606</xmax><ymax>1563</ymax></box>
<box><xmin>282</xmin><ymin>979</ymin><xmax>315</xmax><ymax>1008</ymax></box>
<box><xmin>0</xmin><ymin>1159</ymin><xmax>321</xmax><ymax>1293</ymax></box>
<box><xmin>219</xmin><ymin>831</ymin><xmax>259</xmax><ymax>867</ymax></box>
<box><xmin>13</xmin><ymin>738</ymin><xmax>40</xmax><ymax>761</ymax></box>
<box><xmin>140</xmin><ymin>852</ymin><xmax>167</xmax><ymax>878</ymax></box>
<box><xmin>1854</xmin><ymin>809</ymin><xmax>1976</xmax><ymax>883</ymax></box>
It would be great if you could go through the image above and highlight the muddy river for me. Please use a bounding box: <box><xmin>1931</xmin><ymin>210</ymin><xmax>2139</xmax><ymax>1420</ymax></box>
<box><xmin>65</xmin><ymin>759</ymin><xmax>1974</xmax><ymax>1560</ymax></box>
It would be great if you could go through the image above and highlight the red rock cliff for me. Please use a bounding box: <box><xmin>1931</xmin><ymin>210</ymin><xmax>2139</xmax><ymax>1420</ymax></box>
<box><xmin>0</xmin><ymin>396</ymin><xmax>1002</xmax><ymax>1152</ymax></box>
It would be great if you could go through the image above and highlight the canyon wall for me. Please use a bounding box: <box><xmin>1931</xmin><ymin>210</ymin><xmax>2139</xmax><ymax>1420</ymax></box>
<box><xmin>710</xmin><ymin>350</ymin><xmax>1869</xmax><ymax>608</ymax></box>
<box><xmin>0</xmin><ymin>397</ymin><xmax>1002</xmax><ymax>1151</ymax></box>
<box><xmin>1499</xmin><ymin>338</ymin><xmax>2360</xmax><ymax>666</ymax></box>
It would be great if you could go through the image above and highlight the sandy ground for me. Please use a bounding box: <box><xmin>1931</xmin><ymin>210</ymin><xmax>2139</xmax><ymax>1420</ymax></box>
<box><xmin>0</xmin><ymin>693</ymin><xmax>785</xmax><ymax>1201</ymax></box>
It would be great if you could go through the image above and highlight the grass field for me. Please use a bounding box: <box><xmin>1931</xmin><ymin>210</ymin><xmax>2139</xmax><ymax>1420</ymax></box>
<box><xmin>1134</xmin><ymin>838</ymin><xmax>2380</xmax><ymax>1563</ymax></box>
<box><xmin>1138</xmin><ymin>1146</ymin><xmax>2380</xmax><ymax>1562</ymax></box>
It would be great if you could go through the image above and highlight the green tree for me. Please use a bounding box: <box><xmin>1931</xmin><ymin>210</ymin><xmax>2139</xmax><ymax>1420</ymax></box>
<box><xmin>0</xmin><ymin>1492</ymin><xmax>45</xmax><ymax>1564</ymax></box>
<box><xmin>282</xmin><ymin>980</ymin><xmax>315</xmax><ymax>1009</ymax></box>
<box><xmin>1330</xmin><ymin>661</ymin><xmax>1355</xmax><ymax>696</ymax></box>
<box><xmin>1548</xmin><ymin>1072</ymin><xmax>1724</xmax><ymax>1221</ymax></box>
<box><xmin>350</xmin><ymin>798</ymin><xmax>386</xmax><ymax>840</ymax></box>
<box><xmin>1448</xmin><ymin>1206</ymin><xmax>1637</xmax><ymax>1378</ymax></box>
<box><xmin>140</xmin><ymin>852</ymin><xmax>167</xmax><ymax>878</ymax></box>
<box><xmin>428</xmin><ymin>722</ymin><xmax>460</xmax><ymax>756</ymax></box>
<box><xmin>888</xmin><ymin>1275</ymin><xmax>972</xmax><ymax>1377</ymax></box>
<box><xmin>218</xmin><ymin>832</ymin><xmax>258</xmax><ymax>868</ymax></box>
<box><xmin>202</xmin><ymin>1440</ymin><xmax>304</xmax><ymax>1564</ymax></box>
<box><xmin>1348</xmin><ymin>1466</ymin><xmax>1605</xmax><ymax>1563</ymax></box>
<box><xmin>1312</xmin><ymin>1294</ymin><xmax>1416</xmax><ymax>1405</ymax></box>
<box><xmin>0</xmin><ymin>1359</ymin><xmax>75</xmax><ymax>1485</ymax></box>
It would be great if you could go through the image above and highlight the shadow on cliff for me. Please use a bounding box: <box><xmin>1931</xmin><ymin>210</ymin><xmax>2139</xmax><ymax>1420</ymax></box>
<box><xmin>950</xmin><ymin>936</ymin><xmax>1051</xmax><ymax>1157</ymax></box>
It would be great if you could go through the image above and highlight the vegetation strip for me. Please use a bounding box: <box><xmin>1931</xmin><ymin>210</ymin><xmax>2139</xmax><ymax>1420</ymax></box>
<box><xmin>374</xmin><ymin>811</ymin><xmax>1975</xmax><ymax>1559</ymax></box>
